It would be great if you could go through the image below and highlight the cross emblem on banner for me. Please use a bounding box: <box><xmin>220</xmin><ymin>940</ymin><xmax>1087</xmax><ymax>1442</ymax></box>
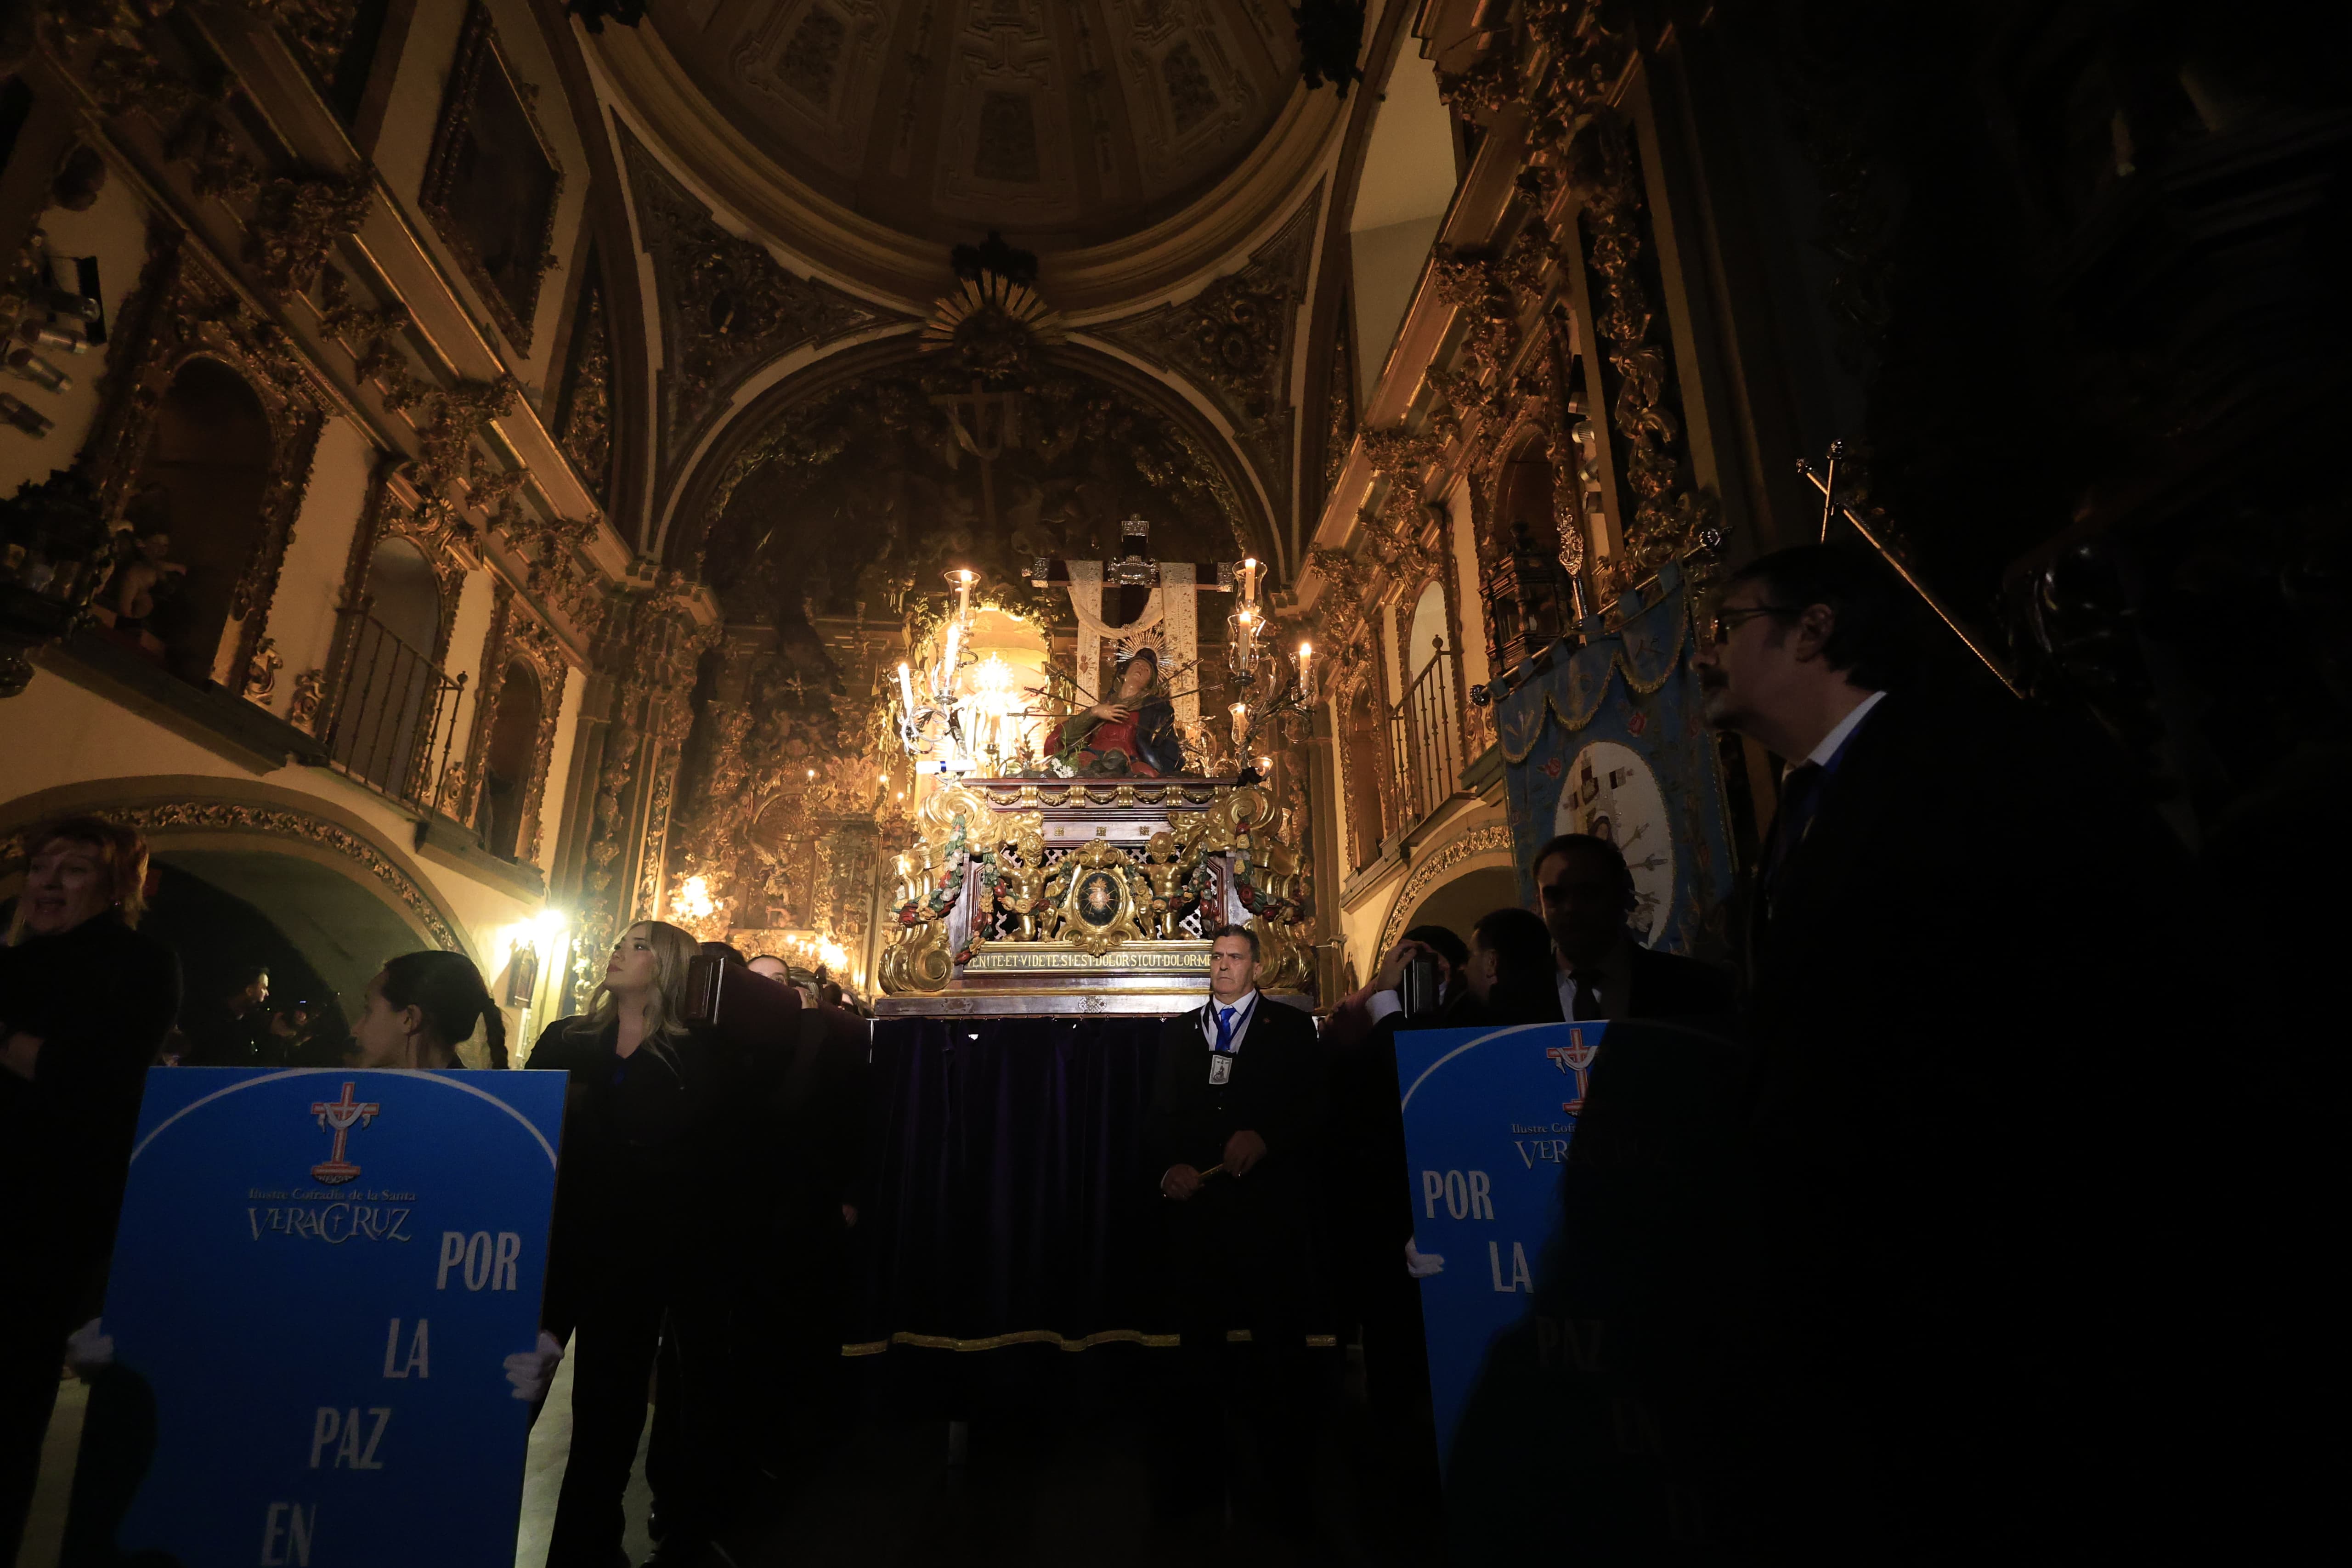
<box><xmin>309</xmin><ymin>1081</ymin><xmax>380</xmax><ymax>1186</ymax></box>
<box><xmin>1545</xmin><ymin>1030</ymin><xmax>1600</xmax><ymax>1118</ymax></box>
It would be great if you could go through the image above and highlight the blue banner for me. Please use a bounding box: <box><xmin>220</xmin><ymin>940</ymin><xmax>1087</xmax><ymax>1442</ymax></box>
<box><xmin>1393</xmin><ymin>1019</ymin><xmax>1606</xmax><ymax>1474</ymax></box>
<box><xmin>85</xmin><ymin>1067</ymin><xmax>565</xmax><ymax>1566</ymax></box>
<box><xmin>1495</xmin><ymin>561</ymin><xmax>1738</xmax><ymax>960</ymax></box>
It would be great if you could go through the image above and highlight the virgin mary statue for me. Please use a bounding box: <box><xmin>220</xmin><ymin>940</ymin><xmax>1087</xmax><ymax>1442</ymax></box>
<box><xmin>1051</xmin><ymin>646</ymin><xmax>1184</xmax><ymax>777</ymax></box>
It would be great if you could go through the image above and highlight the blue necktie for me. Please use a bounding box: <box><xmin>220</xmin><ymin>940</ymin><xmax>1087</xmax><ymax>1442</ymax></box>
<box><xmin>1215</xmin><ymin>1006</ymin><xmax>1236</xmax><ymax>1053</ymax></box>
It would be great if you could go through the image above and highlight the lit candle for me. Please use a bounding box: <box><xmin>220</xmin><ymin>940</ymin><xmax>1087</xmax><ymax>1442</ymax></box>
<box><xmin>1296</xmin><ymin>641</ymin><xmax>1314</xmax><ymax>702</ymax></box>
<box><xmin>955</xmin><ymin>568</ymin><xmax>974</xmax><ymax>623</ymax></box>
<box><xmin>898</xmin><ymin>661</ymin><xmax>916</xmax><ymax>717</ymax></box>
<box><xmin>1241</xmin><ymin>557</ymin><xmax>1260</xmax><ymax>607</ymax></box>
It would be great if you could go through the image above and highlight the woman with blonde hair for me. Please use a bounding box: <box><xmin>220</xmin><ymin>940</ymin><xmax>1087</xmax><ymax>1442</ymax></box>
<box><xmin>525</xmin><ymin>919</ymin><xmax>712</xmax><ymax>1568</ymax></box>
<box><xmin>0</xmin><ymin>816</ymin><xmax>180</xmax><ymax>1557</ymax></box>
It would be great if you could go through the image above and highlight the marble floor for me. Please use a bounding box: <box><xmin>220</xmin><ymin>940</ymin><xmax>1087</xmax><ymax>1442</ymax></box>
<box><xmin>17</xmin><ymin>1345</ymin><xmax>1421</xmax><ymax>1568</ymax></box>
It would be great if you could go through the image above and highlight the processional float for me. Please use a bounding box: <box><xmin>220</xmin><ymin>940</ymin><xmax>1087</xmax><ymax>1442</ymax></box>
<box><xmin>875</xmin><ymin>521</ymin><xmax>1317</xmax><ymax>1017</ymax></box>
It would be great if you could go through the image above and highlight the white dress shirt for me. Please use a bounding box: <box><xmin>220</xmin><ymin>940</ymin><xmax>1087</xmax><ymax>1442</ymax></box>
<box><xmin>1201</xmin><ymin>989</ymin><xmax>1260</xmax><ymax>1052</ymax></box>
<box><xmin>1556</xmin><ymin>933</ymin><xmax>1635</xmax><ymax>1023</ymax></box>
<box><xmin>1796</xmin><ymin>688</ymin><xmax>1888</xmax><ymax>774</ymax></box>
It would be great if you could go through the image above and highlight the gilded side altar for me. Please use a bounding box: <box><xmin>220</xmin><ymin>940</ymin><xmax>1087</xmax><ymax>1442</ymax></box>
<box><xmin>874</xmin><ymin>778</ymin><xmax>1313</xmax><ymax>1017</ymax></box>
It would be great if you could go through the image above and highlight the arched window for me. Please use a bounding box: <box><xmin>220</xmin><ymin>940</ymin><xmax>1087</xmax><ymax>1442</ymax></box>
<box><xmin>1495</xmin><ymin>440</ymin><xmax>1559</xmax><ymax>559</ymax></box>
<box><xmin>476</xmin><ymin>660</ymin><xmax>544</xmax><ymax>862</ymax></box>
<box><xmin>1481</xmin><ymin>436</ymin><xmax>1583</xmax><ymax>673</ymax></box>
<box><xmin>125</xmin><ymin>359</ymin><xmax>273</xmax><ymax>680</ymax></box>
<box><xmin>365</xmin><ymin>535</ymin><xmax>440</xmax><ymax>651</ymax></box>
<box><xmin>1391</xmin><ymin>580</ymin><xmax>1459</xmax><ymax>823</ymax></box>
<box><xmin>329</xmin><ymin>535</ymin><xmax>454</xmax><ymax>803</ymax></box>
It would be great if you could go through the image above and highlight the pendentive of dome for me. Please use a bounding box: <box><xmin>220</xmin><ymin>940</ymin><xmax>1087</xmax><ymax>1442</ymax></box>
<box><xmin>564</xmin><ymin>0</ymin><xmax>645</xmax><ymax>34</ymax></box>
<box><xmin>1091</xmin><ymin>189</ymin><xmax>1321</xmax><ymax>533</ymax></box>
<box><xmin>1293</xmin><ymin>1</ymin><xmax>1369</xmax><ymax>96</ymax></box>
<box><xmin>620</xmin><ymin>126</ymin><xmax>902</xmax><ymax>467</ymax></box>
<box><xmin>921</xmin><ymin>232</ymin><xmax>1066</xmax><ymax>385</ymax></box>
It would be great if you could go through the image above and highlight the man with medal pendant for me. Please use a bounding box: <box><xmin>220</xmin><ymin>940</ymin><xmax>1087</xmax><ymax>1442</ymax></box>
<box><xmin>1146</xmin><ymin>926</ymin><xmax>1326</xmax><ymax>1546</ymax></box>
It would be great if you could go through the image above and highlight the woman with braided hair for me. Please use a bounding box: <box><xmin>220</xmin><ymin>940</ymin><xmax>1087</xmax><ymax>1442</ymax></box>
<box><xmin>346</xmin><ymin>950</ymin><xmax>509</xmax><ymax>1070</ymax></box>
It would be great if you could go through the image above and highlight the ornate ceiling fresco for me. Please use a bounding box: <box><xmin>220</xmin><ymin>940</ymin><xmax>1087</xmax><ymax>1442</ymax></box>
<box><xmin>654</xmin><ymin>0</ymin><xmax>1303</xmax><ymax>249</ymax></box>
<box><xmin>690</xmin><ymin>357</ymin><xmax>1249</xmax><ymax>624</ymax></box>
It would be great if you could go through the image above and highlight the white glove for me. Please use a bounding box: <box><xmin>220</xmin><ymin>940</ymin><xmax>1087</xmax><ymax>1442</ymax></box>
<box><xmin>64</xmin><ymin>1318</ymin><xmax>114</xmax><ymax>1377</ymax></box>
<box><xmin>503</xmin><ymin>1330</ymin><xmax>564</xmax><ymax>1402</ymax></box>
<box><xmin>1403</xmin><ymin>1238</ymin><xmax>1445</xmax><ymax>1279</ymax></box>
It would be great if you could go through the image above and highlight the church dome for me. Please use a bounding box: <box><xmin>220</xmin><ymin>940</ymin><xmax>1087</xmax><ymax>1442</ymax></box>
<box><xmin>654</xmin><ymin>0</ymin><xmax>1306</xmax><ymax>250</ymax></box>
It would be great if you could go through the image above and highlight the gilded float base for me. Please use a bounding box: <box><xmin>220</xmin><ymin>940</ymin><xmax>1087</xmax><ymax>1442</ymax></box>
<box><xmin>875</xmin><ymin>940</ymin><xmax>1306</xmax><ymax>1018</ymax></box>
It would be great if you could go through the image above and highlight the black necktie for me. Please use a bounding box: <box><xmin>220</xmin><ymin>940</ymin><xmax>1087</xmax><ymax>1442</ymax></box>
<box><xmin>1571</xmin><ymin>974</ymin><xmax>1602</xmax><ymax>1022</ymax></box>
<box><xmin>1762</xmin><ymin>761</ymin><xmax>1826</xmax><ymax>903</ymax></box>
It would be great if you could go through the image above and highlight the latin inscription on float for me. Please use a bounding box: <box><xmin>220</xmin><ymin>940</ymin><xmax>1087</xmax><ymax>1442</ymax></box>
<box><xmin>963</xmin><ymin>947</ymin><xmax>1210</xmax><ymax>973</ymax></box>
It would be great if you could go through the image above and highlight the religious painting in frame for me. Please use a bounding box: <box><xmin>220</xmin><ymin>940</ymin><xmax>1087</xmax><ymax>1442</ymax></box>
<box><xmin>419</xmin><ymin>2</ymin><xmax>565</xmax><ymax>351</ymax></box>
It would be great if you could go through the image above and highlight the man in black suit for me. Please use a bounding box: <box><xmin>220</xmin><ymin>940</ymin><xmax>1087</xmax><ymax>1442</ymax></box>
<box><xmin>1693</xmin><ymin>544</ymin><xmax>2182</xmax><ymax>1560</ymax></box>
<box><xmin>1534</xmin><ymin>832</ymin><xmax>1738</xmax><ymax>1021</ymax></box>
<box><xmin>1146</xmin><ymin>923</ymin><xmax>1324</xmax><ymax>1537</ymax></box>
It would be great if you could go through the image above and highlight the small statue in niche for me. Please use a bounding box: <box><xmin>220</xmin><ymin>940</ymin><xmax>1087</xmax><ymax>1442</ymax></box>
<box><xmin>94</xmin><ymin>494</ymin><xmax>186</xmax><ymax>657</ymax></box>
<box><xmin>994</xmin><ymin>830</ymin><xmax>1054</xmax><ymax>942</ymax></box>
<box><xmin>1131</xmin><ymin>829</ymin><xmax>1191</xmax><ymax>940</ymax></box>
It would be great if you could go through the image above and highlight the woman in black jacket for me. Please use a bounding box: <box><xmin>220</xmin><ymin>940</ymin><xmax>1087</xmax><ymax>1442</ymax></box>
<box><xmin>527</xmin><ymin>918</ymin><xmax>712</xmax><ymax>1568</ymax></box>
<box><xmin>0</xmin><ymin>816</ymin><xmax>179</xmax><ymax>1560</ymax></box>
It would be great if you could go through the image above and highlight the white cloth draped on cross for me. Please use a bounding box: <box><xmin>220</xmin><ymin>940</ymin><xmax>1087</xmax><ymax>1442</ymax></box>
<box><xmin>1065</xmin><ymin>562</ymin><xmax>1198</xmax><ymax>727</ymax></box>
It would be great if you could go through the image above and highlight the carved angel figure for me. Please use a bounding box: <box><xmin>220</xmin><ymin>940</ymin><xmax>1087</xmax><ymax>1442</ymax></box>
<box><xmin>1131</xmin><ymin>829</ymin><xmax>1192</xmax><ymax>940</ymax></box>
<box><xmin>994</xmin><ymin>831</ymin><xmax>1055</xmax><ymax>942</ymax></box>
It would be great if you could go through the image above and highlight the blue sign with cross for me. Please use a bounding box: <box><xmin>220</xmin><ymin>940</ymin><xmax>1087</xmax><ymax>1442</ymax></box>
<box><xmin>81</xmin><ymin>1067</ymin><xmax>565</xmax><ymax>1565</ymax></box>
<box><xmin>1393</xmin><ymin>1019</ymin><xmax>1607</xmax><ymax>1475</ymax></box>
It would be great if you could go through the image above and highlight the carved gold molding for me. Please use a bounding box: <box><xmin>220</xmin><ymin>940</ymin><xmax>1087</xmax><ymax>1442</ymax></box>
<box><xmin>1374</xmin><ymin>821</ymin><xmax>1515</xmax><ymax>959</ymax></box>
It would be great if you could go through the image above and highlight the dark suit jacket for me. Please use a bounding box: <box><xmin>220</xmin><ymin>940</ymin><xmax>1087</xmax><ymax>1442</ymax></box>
<box><xmin>1624</xmin><ymin>940</ymin><xmax>1738</xmax><ymax>1018</ymax></box>
<box><xmin>1146</xmin><ymin>995</ymin><xmax>1325</xmax><ymax>1321</ymax></box>
<box><xmin>754</xmin><ymin>1006</ymin><xmax>873</xmax><ymax>1238</ymax></box>
<box><xmin>1144</xmin><ymin>994</ymin><xmax>1323</xmax><ymax>1187</ymax></box>
<box><xmin>1728</xmin><ymin>689</ymin><xmax>2186</xmax><ymax>1551</ymax></box>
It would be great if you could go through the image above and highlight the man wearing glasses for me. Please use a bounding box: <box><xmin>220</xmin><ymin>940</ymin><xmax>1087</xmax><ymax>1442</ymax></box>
<box><xmin>1689</xmin><ymin>544</ymin><xmax>2181</xmax><ymax>1561</ymax></box>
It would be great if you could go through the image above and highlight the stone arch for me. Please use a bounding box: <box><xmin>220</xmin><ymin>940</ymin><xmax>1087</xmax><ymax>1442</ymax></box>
<box><xmin>0</xmin><ymin>777</ymin><xmax>480</xmax><ymax>1006</ymax></box>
